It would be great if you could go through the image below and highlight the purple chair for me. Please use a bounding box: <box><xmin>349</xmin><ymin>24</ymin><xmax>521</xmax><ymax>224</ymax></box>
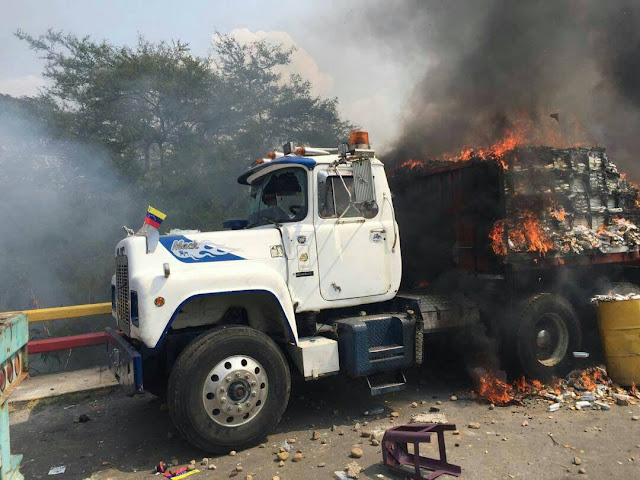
<box><xmin>382</xmin><ymin>423</ymin><xmax>462</xmax><ymax>480</ymax></box>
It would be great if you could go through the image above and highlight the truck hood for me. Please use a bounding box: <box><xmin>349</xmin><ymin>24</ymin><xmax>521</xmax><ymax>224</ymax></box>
<box><xmin>156</xmin><ymin>227</ymin><xmax>283</xmax><ymax>264</ymax></box>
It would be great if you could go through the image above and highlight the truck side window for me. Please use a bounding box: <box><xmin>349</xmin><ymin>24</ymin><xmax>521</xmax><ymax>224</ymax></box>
<box><xmin>319</xmin><ymin>176</ymin><xmax>378</xmax><ymax>219</ymax></box>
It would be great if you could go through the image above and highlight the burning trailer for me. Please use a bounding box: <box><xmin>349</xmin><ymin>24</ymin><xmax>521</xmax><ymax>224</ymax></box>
<box><xmin>391</xmin><ymin>146</ymin><xmax>640</xmax><ymax>379</ymax></box>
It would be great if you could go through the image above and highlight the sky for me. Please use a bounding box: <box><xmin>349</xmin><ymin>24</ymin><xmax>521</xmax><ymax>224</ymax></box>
<box><xmin>0</xmin><ymin>0</ymin><xmax>428</xmax><ymax>150</ymax></box>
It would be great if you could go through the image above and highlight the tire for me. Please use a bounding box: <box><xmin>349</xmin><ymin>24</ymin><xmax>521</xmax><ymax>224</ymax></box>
<box><xmin>515</xmin><ymin>293</ymin><xmax>582</xmax><ymax>380</ymax></box>
<box><xmin>167</xmin><ymin>325</ymin><xmax>291</xmax><ymax>453</ymax></box>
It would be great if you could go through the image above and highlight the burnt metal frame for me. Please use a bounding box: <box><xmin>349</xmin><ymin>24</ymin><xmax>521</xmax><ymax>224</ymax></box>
<box><xmin>382</xmin><ymin>423</ymin><xmax>461</xmax><ymax>480</ymax></box>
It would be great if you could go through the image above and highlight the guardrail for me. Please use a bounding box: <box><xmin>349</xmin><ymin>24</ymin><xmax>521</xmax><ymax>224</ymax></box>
<box><xmin>1</xmin><ymin>303</ymin><xmax>115</xmax><ymax>354</ymax></box>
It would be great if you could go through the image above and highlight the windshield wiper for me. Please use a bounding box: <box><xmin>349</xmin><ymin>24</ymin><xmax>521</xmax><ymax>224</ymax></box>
<box><xmin>247</xmin><ymin>215</ymin><xmax>282</xmax><ymax>229</ymax></box>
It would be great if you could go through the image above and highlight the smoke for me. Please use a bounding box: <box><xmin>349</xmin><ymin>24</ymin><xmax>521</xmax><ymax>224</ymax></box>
<box><xmin>0</xmin><ymin>94</ymin><xmax>143</xmax><ymax>371</ymax></box>
<box><xmin>365</xmin><ymin>1</ymin><xmax>640</xmax><ymax>177</ymax></box>
<box><xmin>0</xmin><ymin>95</ymin><xmax>143</xmax><ymax>311</ymax></box>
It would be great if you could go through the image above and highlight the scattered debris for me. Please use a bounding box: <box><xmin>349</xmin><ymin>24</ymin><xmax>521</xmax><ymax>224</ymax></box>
<box><xmin>450</xmin><ymin>395</ymin><xmax>458</xmax><ymax>401</ymax></box>
<box><xmin>573</xmin><ymin>457</ymin><xmax>582</xmax><ymax>465</ymax></box>
<box><xmin>364</xmin><ymin>407</ymin><xmax>384</xmax><ymax>416</ymax></box>
<box><xmin>410</xmin><ymin>413</ymin><xmax>448</xmax><ymax>424</ymax></box>
<box><xmin>48</xmin><ymin>466</ymin><xmax>66</xmax><ymax>475</ymax></box>
<box><xmin>292</xmin><ymin>451</ymin><xmax>303</xmax><ymax>462</ymax></box>
<box><xmin>229</xmin><ymin>451</ymin><xmax>237</xmax><ymax>456</ymax></box>
<box><xmin>350</xmin><ymin>447</ymin><xmax>363</xmax><ymax>458</ymax></box>
<box><xmin>345</xmin><ymin>461</ymin><xmax>363</xmax><ymax>478</ymax></box>
<box><xmin>280</xmin><ymin>440</ymin><xmax>292</xmax><ymax>452</ymax></box>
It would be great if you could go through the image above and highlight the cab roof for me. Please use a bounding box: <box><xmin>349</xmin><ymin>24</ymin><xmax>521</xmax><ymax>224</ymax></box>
<box><xmin>237</xmin><ymin>153</ymin><xmax>383</xmax><ymax>185</ymax></box>
<box><xmin>237</xmin><ymin>156</ymin><xmax>320</xmax><ymax>185</ymax></box>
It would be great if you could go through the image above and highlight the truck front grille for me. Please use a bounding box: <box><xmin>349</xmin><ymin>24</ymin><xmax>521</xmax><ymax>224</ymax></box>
<box><xmin>115</xmin><ymin>254</ymin><xmax>130</xmax><ymax>334</ymax></box>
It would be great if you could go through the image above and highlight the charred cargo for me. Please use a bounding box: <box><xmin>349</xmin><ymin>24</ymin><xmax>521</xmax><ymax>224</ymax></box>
<box><xmin>390</xmin><ymin>146</ymin><xmax>640</xmax><ymax>379</ymax></box>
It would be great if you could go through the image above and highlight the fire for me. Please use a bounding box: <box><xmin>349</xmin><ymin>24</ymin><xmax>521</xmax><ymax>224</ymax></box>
<box><xmin>476</xmin><ymin>371</ymin><xmax>514</xmax><ymax>405</ymax></box>
<box><xmin>399</xmin><ymin>111</ymin><xmax>590</xmax><ymax>173</ymax></box>
<box><xmin>442</xmin><ymin>130</ymin><xmax>520</xmax><ymax>170</ymax></box>
<box><xmin>489</xmin><ymin>211</ymin><xmax>553</xmax><ymax>256</ymax></box>
<box><xmin>577</xmin><ymin>369</ymin><xmax>604</xmax><ymax>391</ymax></box>
<box><xmin>475</xmin><ymin>369</ymin><xmax>610</xmax><ymax>406</ymax></box>
<box><xmin>489</xmin><ymin>220</ymin><xmax>507</xmax><ymax>255</ymax></box>
<box><xmin>400</xmin><ymin>158</ymin><xmax>423</xmax><ymax>169</ymax></box>
<box><xmin>475</xmin><ymin>373</ymin><xmax>547</xmax><ymax>405</ymax></box>
<box><xmin>521</xmin><ymin>212</ymin><xmax>553</xmax><ymax>254</ymax></box>
<box><xmin>551</xmin><ymin>207</ymin><xmax>566</xmax><ymax>221</ymax></box>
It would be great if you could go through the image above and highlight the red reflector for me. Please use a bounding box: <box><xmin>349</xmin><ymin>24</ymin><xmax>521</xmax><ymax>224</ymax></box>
<box><xmin>267</xmin><ymin>151</ymin><xmax>276</xmax><ymax>160</ymax></box>
<box><xmin>295</xmin><ymin>146</ymin><xmax>306</xmax><ymax>156</ymax></box>
<box><xmin>14</xmin><ymin>355</ymin><xmax>21</xmax><ymax>376</ymax></box>
<box><xmin>349</xmin><ymin>130</ymin><xmax>370</xmax><ymax>148</ymax></box>
<box><xmin>155</xmin><ymin>297</ymin><xmax>165</xmax><ymax>307</ymax></box>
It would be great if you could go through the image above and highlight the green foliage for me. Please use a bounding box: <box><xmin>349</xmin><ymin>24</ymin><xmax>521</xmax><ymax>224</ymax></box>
<box><xmin>16</xmin><ymin>29</ymin><xmax>354</xmax><ymax>231</ymax></box>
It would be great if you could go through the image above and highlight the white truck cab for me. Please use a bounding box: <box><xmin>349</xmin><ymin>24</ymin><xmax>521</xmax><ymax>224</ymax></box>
<box><xmin>107</xmin><ymin>131</ymin><xmax>473</xmax><ymax>453</ymax></box>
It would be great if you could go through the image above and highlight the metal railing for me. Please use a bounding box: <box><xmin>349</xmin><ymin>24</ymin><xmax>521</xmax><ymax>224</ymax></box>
<box><xmin>1</xmin><ymin>303</ymin><xmax>115</xmax><ymax>354</ymax></box>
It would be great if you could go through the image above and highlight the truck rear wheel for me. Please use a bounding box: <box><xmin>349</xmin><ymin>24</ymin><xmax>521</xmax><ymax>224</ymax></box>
<box><xmin>515</xmin><ymin>293</ymin><xmax>582</xmax><ymax>380</ymax></box>
<box><xmin>167</xmin><ymin>325</ymin><xmax>290</xmax><ymax>453</ymax></box>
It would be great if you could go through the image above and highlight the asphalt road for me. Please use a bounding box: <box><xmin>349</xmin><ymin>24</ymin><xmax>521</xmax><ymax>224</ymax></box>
<box><xmin>9</xmin><ymin>355</ymin><xmax>640</xmax><ymax>480</ymax></box>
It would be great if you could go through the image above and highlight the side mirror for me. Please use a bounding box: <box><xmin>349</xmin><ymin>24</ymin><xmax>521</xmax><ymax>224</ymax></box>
<box><xmin>351</xmin><ymin>157</ymin><xmax>376</xmax><ymax>204</ymax></box>
<box><xmin>223</xmin><ymin>219</ymin><xmax>249</xmax><ymax>230</ymax></box>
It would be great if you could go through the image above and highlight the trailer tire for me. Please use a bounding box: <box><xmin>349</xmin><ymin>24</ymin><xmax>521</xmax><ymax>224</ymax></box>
<box><xmin>167</xmin><ymin>325</ymin><xmax>290</xmax><ymax>453</ymax></box>
<box><xmin>515</xmin><ymin>293</ymin><xmax>582</xmax><ymax>380</ymax></box>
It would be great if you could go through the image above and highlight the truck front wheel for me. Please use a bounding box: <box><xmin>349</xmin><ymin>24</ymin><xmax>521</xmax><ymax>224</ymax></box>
<box><xmin>515</xmin><ymin>293</ymin><xmax>582</xmax><ymax>380</ymax></box>
<box><xmin>167</xmin><ymin>325</ymin><xmax>291</xmax><ymax>453</ymax></box>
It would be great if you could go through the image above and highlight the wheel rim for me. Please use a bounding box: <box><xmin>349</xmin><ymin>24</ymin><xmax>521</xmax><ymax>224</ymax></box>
<box><xmin>533</xmin><ymin>313</ymin><xmax>569</xmax><ymax>367</ymax></box>
<box><xmin>202</xmin><ymin>355</ymin><xmax>268</xmax><ymax>427</ymax></box>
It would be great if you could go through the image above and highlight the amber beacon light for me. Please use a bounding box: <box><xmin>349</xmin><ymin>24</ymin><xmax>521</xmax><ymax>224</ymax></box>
<box><xmin>349</xmin><ymin>130</ymin><xmax>370</xmax><ymax>149</ymax></box>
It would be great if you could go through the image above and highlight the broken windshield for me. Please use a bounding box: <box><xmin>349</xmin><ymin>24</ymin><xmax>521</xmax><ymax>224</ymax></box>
<box><xmin>247</xmin><ymin>167</ymin><xmax>308</xmax><ymax>227</ymax></box>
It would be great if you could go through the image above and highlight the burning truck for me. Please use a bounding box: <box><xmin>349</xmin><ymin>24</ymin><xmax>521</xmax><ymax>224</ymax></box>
<box><xmin>107</xmin><ymin>129</ymin><xmax>639</xmax><ymax>452</ymax></box>
<box><xmin>392</xmin><ymin>145</ymin><xmax>640</xmax><ymax>379</ymax></box>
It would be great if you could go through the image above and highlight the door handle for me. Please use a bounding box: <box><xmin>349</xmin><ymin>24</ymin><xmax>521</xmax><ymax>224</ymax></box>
<box><xmin>370</xmin><ymin>228</ymin><xmax>387</xmax><ymax>233</ymax></box>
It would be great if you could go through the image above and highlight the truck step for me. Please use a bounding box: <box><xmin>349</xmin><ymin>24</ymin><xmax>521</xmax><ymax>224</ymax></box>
<box><xmin>366</xmin><ymin>371</ymin><xmax>407</xmax><ymax>396</ymax></box>
<box><xmin>369</xmin><ymin>344</ymin><xmax>404</xmax><ymax>360</ymax></box>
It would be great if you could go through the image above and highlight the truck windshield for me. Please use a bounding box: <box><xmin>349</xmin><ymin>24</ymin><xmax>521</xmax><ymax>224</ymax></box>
<box><xmin>247</xmin><ymin>167</ymin><xmax>308</xmax><ymax>227</ymax></box>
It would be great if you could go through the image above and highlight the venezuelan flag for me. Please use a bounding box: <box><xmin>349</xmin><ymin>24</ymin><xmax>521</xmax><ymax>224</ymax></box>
<box><xmin>144</xmin><ymin>206</ymin><xmax>166</xmax><ymax>229</ymax></box>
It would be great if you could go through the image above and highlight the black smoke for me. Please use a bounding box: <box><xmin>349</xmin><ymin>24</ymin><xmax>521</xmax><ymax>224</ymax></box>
<box><xmin>366</xmin><ymin>1</ymin><xmax>640</xmax><ymax>177</ymax></box>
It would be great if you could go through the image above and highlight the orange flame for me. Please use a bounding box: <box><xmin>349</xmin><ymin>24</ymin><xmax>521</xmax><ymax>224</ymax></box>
<box><xmin>489</xmin><ymin>211</ymin><xmax>553</xmax><ymax>256</ymax></box>
<box><xmin>489</xmin><ymin>220</ymin><xmax>507</xmax><ymax>255</ymax></box>
<box><xmin>551</xmin><ymin>207</ymin><xmax>566</xmax><ymax>221</ymax></box>
<box><xmin>400</xmin><ymin>158</ymin><xmax>423</xmax><ymax>169</ymax></box>
<box><xmin>476</xmin><ymin>371</ymin><xmax>514</xmax><ymax>405</ymax></box>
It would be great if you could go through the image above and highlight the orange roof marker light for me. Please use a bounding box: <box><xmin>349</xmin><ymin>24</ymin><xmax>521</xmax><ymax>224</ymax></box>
<box><xmin>350</xmin><ymin>130</ymin><xmax>370</xmax><ymax>149</ymax></box>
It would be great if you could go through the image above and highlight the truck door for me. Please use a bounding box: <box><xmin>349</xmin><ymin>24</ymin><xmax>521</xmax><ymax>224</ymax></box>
<box><xmin>314</xmin><ymin>167</ymin><xmax>393</xmax><ymax>300</ymax></box>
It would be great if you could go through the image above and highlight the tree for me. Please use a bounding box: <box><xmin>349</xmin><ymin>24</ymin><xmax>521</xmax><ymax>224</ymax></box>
<box><xmin>16</xmin><ymin>30</ymin><xmax>354</xmax><ymax>230</ymax></box>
